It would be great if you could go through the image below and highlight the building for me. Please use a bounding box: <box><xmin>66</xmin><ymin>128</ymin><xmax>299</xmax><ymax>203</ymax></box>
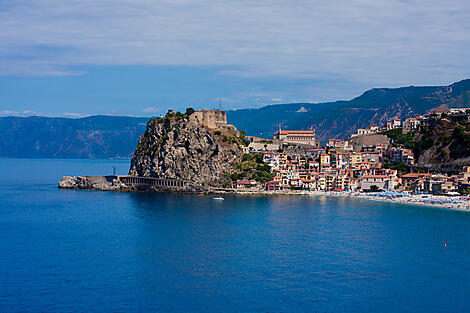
<box><xmin>236</xmin><ymin>180</ymin><xmax>257</xmax><ymax>189</ymax></box>
<box><xmin>273</xmin><ymin>129</ymin><xmax>316</xmax><ymax>147</ymax></box>
<box><xmin>403</xmin><ymin>118</ymin><xmax>420</xmax><ymax>134</ymax></box>
<box><xmin>190</xmin><ymin>109</ymin><xmax>238</xmax><ymax>134</ymax></box>
<box><xmin>353</xmin><ymin>125</ymin><xmax>380</xmax><ymax>137</ymax></box>
<box><xmin>386</xmin><ymin>118</ymin><xmax>402</xmax><ymax>130</ymax></box>
<box><xmin>360</xmin><ymin>175</ymin><xmax>390</xmax><ymax>191</ymax></box>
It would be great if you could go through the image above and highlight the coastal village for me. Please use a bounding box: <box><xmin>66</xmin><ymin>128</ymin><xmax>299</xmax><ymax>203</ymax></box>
<box><xmin>221</xmin><ymin>108</ymin><xmax>470</xmax><ymax>197</ymax></box>
<box><xmin>60</xmin><ymin>107</ymin><xmax>470</xmax><ymax>210</ymax></box>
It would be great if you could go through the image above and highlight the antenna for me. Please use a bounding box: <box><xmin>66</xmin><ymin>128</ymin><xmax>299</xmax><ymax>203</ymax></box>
<box><xmin>219</xmin><ymin>98</ymin><xmax>222</xmax><ymax>110</ymax></box>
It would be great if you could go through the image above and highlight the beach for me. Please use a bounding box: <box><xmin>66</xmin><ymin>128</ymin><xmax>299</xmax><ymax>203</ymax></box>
<box><xmin>308</xmin><ymin>190</ymin><xmax>470</xmax><ymax>212</ymax></box>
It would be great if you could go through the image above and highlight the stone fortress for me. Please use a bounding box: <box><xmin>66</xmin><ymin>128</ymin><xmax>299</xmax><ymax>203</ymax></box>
<box><xmin>189</xmin><ymin>109</ymin><xmax>239</xmax><ymax>135</ymax></box>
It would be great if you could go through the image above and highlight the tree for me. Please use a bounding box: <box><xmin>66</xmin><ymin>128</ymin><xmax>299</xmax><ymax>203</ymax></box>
<box><xmin>370</xmin><ymin>185</ymin><xmax>380</xmax><ymax>192</ymax></box>
<box><xmin>185</xmin><ymin>107</ymin><xmax>195</xmax><ymax>116</ymax></box>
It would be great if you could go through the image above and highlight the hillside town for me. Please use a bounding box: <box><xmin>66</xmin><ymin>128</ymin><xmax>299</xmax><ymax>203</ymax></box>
<box><xmin>240</xmin><ymin>108</ymin><xmax>470</xmax><ymax>195</ymax></box>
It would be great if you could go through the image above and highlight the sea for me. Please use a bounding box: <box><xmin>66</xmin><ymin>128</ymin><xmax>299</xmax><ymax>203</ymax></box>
<box><xmin>0</xmin><ymin>158</ymin><xmax>469</xmax><ymax>312</ymax></box>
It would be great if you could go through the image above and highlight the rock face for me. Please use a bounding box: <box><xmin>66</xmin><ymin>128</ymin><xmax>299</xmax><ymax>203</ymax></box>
<box><xmin>128</xmin><ymin>115</ymin><xmax>246</xmax><ymax>187</ymax></box>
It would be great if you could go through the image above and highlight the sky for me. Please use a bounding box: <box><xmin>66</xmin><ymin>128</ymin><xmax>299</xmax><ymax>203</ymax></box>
<box><xmin>0</xmin><ymin>0</ymin><xmax>469</xmax><ymax>117</ymax></box>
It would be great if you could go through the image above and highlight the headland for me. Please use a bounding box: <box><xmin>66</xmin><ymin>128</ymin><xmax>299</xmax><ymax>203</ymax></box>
<box><xmin>59</xmin><ymin>107</ymin><xmax>470</xmax><ymax>212</ymax></box>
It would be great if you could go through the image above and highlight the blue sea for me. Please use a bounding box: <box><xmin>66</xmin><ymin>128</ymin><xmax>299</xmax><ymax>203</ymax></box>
<box><xmin>1</xmin><ymin>158</ymin><xmax>469</xmax><ymax>312</ymax></box>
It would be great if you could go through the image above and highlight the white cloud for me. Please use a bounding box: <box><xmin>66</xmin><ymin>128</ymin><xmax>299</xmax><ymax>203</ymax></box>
<box><xmin>142</xmin><ymin>107</ymin><xmax>159</xmax><ymax>114</ymax></box>
<box><xmin>0</xmin><ymin>0</ymin><xmax>469</xmax><ymax>87</ymax></box>
<box><xmin>0</xmin><ymin>109</ymin><xmax>43</xmax><ymax>116</ymax></box>
<box><xmin>61</xmin><ymin>112</ymin><xmax>87</xmax><ymax>118</ymax></box>
<box><xmin>0</xmin><ymin>109</ymin><xmax>90</xmax><ymax>118</ymax></box>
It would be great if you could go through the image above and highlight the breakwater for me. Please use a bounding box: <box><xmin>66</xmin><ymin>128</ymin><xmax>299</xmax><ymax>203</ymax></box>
<box><xmin>58</xmin><ymin>175</ymin><xmax>234</xmax><ymax>193</ymax></box>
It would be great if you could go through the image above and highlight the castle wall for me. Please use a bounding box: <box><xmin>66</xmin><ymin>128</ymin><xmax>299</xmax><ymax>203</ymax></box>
<box><xmin>190</xmin><ymin>109</ymin><xmax>227</xmax><ymax>129</ymax></box>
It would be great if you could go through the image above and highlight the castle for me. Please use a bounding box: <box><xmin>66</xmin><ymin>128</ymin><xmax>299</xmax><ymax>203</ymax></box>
<box><xmin>189</xmin><ymin>109</ymin><xmax>238</xmax><ymax>134</ymax></box>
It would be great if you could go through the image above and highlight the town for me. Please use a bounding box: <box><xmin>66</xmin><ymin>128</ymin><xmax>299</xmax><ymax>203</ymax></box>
<box><xmin>238</xmin><ymin>108</ymin><xmax>470</xmax><ymax>195</ymax></box>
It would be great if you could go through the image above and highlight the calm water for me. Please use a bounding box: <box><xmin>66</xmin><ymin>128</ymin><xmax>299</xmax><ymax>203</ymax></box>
<box><xmin>0</xmin><ymin>158</ymin><xmax>469</xmax><ymax>312</ymax></box>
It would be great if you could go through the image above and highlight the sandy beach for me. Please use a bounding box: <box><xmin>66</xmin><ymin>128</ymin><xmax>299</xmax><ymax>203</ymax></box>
<box><xmin>308</xmin><ymin>190</ymin><xmax>470</xmax><ymax>212</ymax></box>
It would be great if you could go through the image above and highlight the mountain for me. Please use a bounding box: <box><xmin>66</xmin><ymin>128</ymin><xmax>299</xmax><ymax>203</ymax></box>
<box><xmin>227</xmin><ymin>79</ymin><xmax>470</xmax><ymax>141</ymax></box>
<box><xmin>2</xmin><ymin>79</ymin><xmax>470</xmax><ymax>159</ymax></box>
<box><xmin>0</xmin><ymin>115</ymin><xmax>149</xmax><ymax>158</ymax></box>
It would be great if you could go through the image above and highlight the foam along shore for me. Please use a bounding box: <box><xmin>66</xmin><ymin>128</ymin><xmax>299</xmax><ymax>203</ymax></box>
<box><xmin>309</xmin><ymin>190</ymin><xmax>470</xmax><ymax>212</ymax></box>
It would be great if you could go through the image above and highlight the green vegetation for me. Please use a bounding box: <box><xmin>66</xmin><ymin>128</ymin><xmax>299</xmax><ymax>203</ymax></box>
<box><xmin>381</xmin><ymin>128</ymin><xmax>416</xmax><ymax>149</ymax></box>
<box><xmin>449</xmin><ymin>124</ymin><xmax>470</xmax><ymax>159</ymax></box>
<box><xmin>382</xmin><ymin>115</ymin><xmax>470</xmax><ymax>169</ymax></box>
<box><xmin>228</xmin><ymin>153</ymin><xmax>273</xmax><ymax>183</ymax></box>
<box><xmin>185</xmin><ymin>107</ymin><xmax>195</xmax><ymax>116</ymax></box>
<box><xmin>238</xmin><ymin>131</ymin><xmax>251</xmax><ymax>146</ymax></box>
<box><xmin>382</xmin><ymin>161</ymin><xmax>411</xmax><ymax>175</ymax></box>
<box><xmin>382</xmin><ymin>161</ymin><xmax>430</xmax><ymax>175</ymax></box>
<box><xmin>381</xmin><ymin>127</ymin><xmax>434</xmax><ymax>162</ymax></box>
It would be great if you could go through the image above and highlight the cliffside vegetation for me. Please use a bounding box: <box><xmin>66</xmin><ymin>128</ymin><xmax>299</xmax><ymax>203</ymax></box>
<box><xmin>227</xmin><ymin>153</ymin><xmax>273</xmax><ymax>183</ymax></box>
<box><xmin>382</xmin><ymin>115</ymin><xmax>470</xmax><ymax>170</ymax></box>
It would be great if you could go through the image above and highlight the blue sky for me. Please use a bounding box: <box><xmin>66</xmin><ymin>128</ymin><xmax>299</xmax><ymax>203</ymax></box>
<box><xmin>1</xmin><ymin>0</ymin><xmax>469</xmax><ymax>117</ymax></box>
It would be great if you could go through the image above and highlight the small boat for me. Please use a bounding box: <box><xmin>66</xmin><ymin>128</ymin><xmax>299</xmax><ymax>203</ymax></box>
<box><xmin>213</xmin><ymin>196</ymin><xmax>224</xmax><ymax>200</ymax></box>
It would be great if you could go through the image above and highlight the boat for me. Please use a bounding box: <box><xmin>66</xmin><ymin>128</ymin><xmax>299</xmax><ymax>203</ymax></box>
<box><xmin>213</xmin><ymin>196</ymin><xmax>224</xmax><ymax>200</ymax></box>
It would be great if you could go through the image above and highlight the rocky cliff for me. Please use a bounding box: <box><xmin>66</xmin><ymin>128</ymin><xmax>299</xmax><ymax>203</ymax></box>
<box><xmin>382</xmin><ymin>114</ymin><xmax>470</xmax><ymax>171</ymax></box>
<box><xmin>414</xmin><ymin>116</ymin><xmax>470</xmax><ymax>170</ymax></box>
<box><xmin>128</xmin><ymin>113</ymin><xmax>246</xmax><ymax>187</ymax></box>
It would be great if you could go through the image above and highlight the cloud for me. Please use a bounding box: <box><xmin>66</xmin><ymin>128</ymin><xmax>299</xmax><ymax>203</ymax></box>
<box><xmin>0</xmin><ymin>0</ymin><xmax>469</xmax><ymax>87</ymax></box>
<box><xmin>61</xmin><ymin>112</ymin><xmax>88</xmax><ymax>118</ymax></box>
<box><xmin>0</xmin><ymin>109</ymin><xmax>89</xmax><ymax>118</ymax></box>
<box><xmin>0</xmin><ymin>109</ymin><xmax>43</xmax><ymax>116</ymax></box>
<box><xmin>142</xmin><ymin>107</ymin><xmax>159</xmax><ymax>114</ymax></box>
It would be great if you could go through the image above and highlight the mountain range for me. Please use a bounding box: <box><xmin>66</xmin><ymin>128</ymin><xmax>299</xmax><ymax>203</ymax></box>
<box><xmin>227</xmin><ymin>79</ymin><xmax>470</xmax><ymax>141</ymax></box>
<box><xmin>1</xmin><ymin>79</ymin><xmax>469</xmax><ymax>159</ymax></box>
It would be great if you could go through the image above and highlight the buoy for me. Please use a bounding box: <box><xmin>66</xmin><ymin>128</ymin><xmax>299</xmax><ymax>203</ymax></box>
<box><xmin>445</xmin><ymin>240</ymin><xmax>447</xmax><ymax>248</ymax></box>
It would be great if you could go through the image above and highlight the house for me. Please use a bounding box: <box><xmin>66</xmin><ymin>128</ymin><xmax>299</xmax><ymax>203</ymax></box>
<box><xmin>400</xmin><ymin>173</ymin><xmax>430</xmax><ymax>190</ymax></box>
<box><xmin>403</xmin><ymin>118</ymin><xmax>420</xmax><ymax>134</ymax></box>
<box><xmin>386</xmin><ymin>118</ymin><xmax>402</xmax><ymax>130</ymax></box>
<box><xmin>266</xmin><ymin>180</ymin><xmax>282</xmax><ymax>191</ymax></box>
<box><xmin>320</xmin><ymin>153</ymin><xmax>331</xmax><ymax>167</ymax></box>
<box><xmin>360</xmin><ymin>175</ymin><xmax>391</xmax><ymax>191</ymax></box>
<box><xmin>236</xmin><ymin>180</ymin><xmax>257</xmax><ymax>189</ymax></box>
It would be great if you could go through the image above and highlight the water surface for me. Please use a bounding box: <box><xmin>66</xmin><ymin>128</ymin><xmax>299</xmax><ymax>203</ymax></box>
<box><xmin>0</xmin><ymin>159</ymin><xmax>469</xmax><ymax>312</ymax></box>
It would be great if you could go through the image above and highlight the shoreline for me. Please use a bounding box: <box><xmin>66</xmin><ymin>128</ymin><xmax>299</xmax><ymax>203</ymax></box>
<box><xmin>307</xmin><ymin>190</ymin><xmax>470</xmax><ymax>213</ymax></box>
<box><xmin>58</xmin><ymin>175</ymin><xmax>470</xmax><ymax>213</ymax></box>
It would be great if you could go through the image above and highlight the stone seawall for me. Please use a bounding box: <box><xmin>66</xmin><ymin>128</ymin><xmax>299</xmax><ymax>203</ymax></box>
<box><xmin>58</xmin><ymin>175</ymin><xmax>235</xmax><ymax>194</ymax></box>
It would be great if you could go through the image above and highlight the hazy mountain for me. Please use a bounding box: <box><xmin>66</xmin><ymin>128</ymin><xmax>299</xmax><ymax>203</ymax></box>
<box><xmin>227</xmin><ymin>79</ymin><xmax>470</xmax><ymax>141</ymax></box>
<box><xmin>0</xmin><ymin>115</ymin><xmax>149</xmax><ymax>158</ymax></box>
<box><xmin>1</xmin><ymin>79</ymin><xmax>469</xmax><ymax>159</ymax></box>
